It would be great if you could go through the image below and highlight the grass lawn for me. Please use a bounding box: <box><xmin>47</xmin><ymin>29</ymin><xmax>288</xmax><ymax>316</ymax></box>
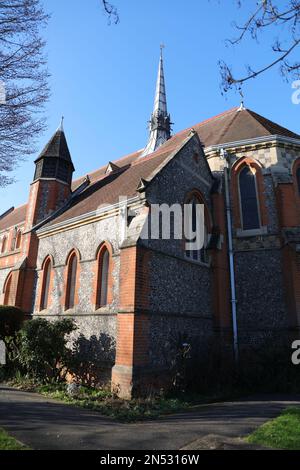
<box><xmin>247</xmin><ymin>407</ymin><xmax>300</xmax><ymax>450</ymax></box>
<box><xmin>0</xmin><ymin>428</ymin><xmax>29</xmax><ymax>450</ymax></box>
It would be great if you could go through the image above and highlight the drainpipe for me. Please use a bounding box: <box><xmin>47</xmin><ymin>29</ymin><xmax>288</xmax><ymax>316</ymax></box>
<box><xmin>221</xmin><ymin>148</ymin><xmax>239</xmax><ymax>365</ymax></box>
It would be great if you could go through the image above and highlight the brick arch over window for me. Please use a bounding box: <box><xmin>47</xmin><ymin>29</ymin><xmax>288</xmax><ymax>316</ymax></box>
<box><xmin>184</xmin><ymin>189</ymin><xmax>212</xmax><ymax>264</ymax></box>
<box><xmin>15</xmin><ymin>230</ymin><xmax>22</xmax><ymax>250</ymax></box>
<box><xmin>64</xmin><ymin>249</ymin><xmax>80</xmax><ymax>311</ymax></box>
<box><xmin>10</xmin><ymin>228</ymin><xmax>17</xmax><ymax>251</ymax></box>
<box><xmin>39</xmin><ymin>256</ymin><xmax>53</xmax><ymax>311</ymax></box>
<box><xmin>3</xmin><ymin>272</ymin><xmax>13</xmax><ymax>305</ymax></box>
<box><xmin>231</xmin><ymin>157</ymin><xmax>268</xmax><ymax>231</ymax></box>
<box><xmin>292</xmin><ymin>158</ymin><xmax>300</xmax><ymax>197</ymax></box>
<box><xmin>93</xmin><ymin>242</ymin><xmax>113</xmax><ymax>309</ymax></box>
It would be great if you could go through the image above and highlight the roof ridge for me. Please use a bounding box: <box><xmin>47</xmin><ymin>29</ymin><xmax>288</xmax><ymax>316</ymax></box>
<box><xmin>192</xmin><ymin>106</ymin><xmax>239</xmax><ymax>129</ymax></box>
<box><xmin>72</xmin><ymin>107</ymin><xmax>240</xmax><ymax>185</ymax></box>
<box><xmin>246</xmin><ymin>108</ymin><xmax>300</xmax><ymax>138</ymax></box>
<box><xmin>72</xmin><ymin>149</ymin><xmax>143</xmax><ymax>186</ymax></box>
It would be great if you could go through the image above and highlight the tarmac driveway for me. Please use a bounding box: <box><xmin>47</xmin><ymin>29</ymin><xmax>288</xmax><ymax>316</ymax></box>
<box><xmin>0</xmin><ymin>385</ymin><xmax>300</xmax><ymax>450</ymax></box>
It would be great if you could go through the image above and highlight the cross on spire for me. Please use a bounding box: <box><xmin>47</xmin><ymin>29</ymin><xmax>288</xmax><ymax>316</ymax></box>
<box><xmin>60</xmin><ymin>116</ymin><xmax>64</xmax><ymax>131</ymax></box>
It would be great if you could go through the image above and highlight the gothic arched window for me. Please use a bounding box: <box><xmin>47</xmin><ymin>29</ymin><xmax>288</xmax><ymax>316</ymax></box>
<box><xmin>40</xmin><ymin>258</ymin><xmax>52</xmax><ymax>311</ymax></box>
<box><xmin>1</xmin><ymin>236</ymin><xmax>7</xmax><ymax>254</ymax></box>
<box><xmin>65</xmin><ymin>252</ymin><xmax>78</xmax><ymax>310</ymax></box>
<box><xmin>185</xmin><ymin>194</ymin><xmax>209</xmax><ymax>264</ymax></box>
<box><xmin>239</xmin><ymin>166</ymin><xmax>261</xmax><ymax>231</ymax></box>
<box><xmin>10</xmin><ymin>229</ymin><xmax>17</xmax><ymax>251</ymax></box>
<box><xmin>15</xmin><ymin>230</ymin><xmax>22</xmax><ymax>250</ymax></box>
<box><xmin>297</xmin><ymin>167</ymin><xmax>300</xmax><ymax>195</ymax></box>
<box><xmin>4</xmin><ymin>274</ymin><xmax>12</xmax><ymax>306</ymax></box>
<box><xmin>97</xmin><ymin>246</ymin><xmax>110</xmax><ymax>308</ymax></box>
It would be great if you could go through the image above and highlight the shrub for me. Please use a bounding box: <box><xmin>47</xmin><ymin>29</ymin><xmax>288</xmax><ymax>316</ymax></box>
<box><xmin>0</xmin><ymin>305</ymin><xmax>25</xmax><ymax>347</ymax></box>
<box><xmin>17</xmin><ymin>318</ymin><xmax>77</xmax><ymax>383</ymax></box>
<box><xmin>0</xmin><ymin>306</ymin><xmax>25</xmax><ymax>378</ymax></box>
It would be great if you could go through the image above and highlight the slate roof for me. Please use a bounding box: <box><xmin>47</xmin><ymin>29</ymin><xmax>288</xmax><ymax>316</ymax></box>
<box><xmin>1</xmin><ymin>107</ymin><xmax>300</xmax><ymax>232</ymax></box>
<box><xmin>0</xmin><ymin>204</ymin><xmax>27</xmax><ymax>232</ymax></box>
<box><xmin>35</xmin><ymin>128</ymin><xmax>74</xmax><ymax>168</ymax></box>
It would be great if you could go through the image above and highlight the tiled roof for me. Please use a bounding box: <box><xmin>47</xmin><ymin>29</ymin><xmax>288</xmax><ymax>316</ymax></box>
<box><xmin>45</xmin><ymin>148</ymin><xmax>172</xmax><ymax>227</ymax></box>
<box><xmin>1</xmin><ymin>107</ymin><xmax>300</xmax><ymax>232</ymax></box>
<box><xmin>0</xmin><ymin>204</ymin><xmax>27</xmax><ymax>232</ymax></box>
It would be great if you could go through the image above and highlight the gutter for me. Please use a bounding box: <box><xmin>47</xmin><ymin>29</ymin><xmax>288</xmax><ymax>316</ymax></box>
<box><xmin>206</xmin><ymin>134</ymin><xmax>300</xmax><ymax>155</ymax></box>
<box><xmin>36</xmin><ymin>195</ymin><xmax>142</xmax><ymax>236</ymax></box>
<box><xmin>221</xmin><ymin>148</ymin><xmax>239</xmax><ymax>364</ymax></box>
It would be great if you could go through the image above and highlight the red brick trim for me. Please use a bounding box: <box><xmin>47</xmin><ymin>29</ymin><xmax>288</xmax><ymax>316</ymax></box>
<box><xmin>37</xmin><ymin>255</ymin><xmax>54</xmax><ymax>312</ymax></box>
<box><xmin>282</xmin><ymin>245</ymin><xmax>300</xmax><ymax>328</ymax></box>
<box><xmin>211</xmin><ymin>191</ymin><xmax>231</xmax><ymax>335</ymax></box>
<box><xmin>63</xmin><ymin>249</ymin><xmax>80</xmax><ymax>311</ymax></box>
<box><xmin>1</xmin><ymin>235</ymin><xmax>7</xmax><ymax>254</ymax></box>
<box><xmin>112</xmin><ymin>245</ymin><xmax>151</xmax><ymax>398</ymax></box>
<box><xmin>231</xmin><ymin>157</ymin><xmax>268</xmax><ymax>230</ymax></box>
<box><xmin>292</xmin><ymin>157</ymin><xmax>300</xmax><ymax>200</ymax></box>
<box><xmin>3</xmin><ymin>271</ymin><xmax>13</xmax><ymax>305</ymax></box>
<box><xmin>15</xmin><ymin>230</ymin><xmax>22</xmax><ymax>250</ymax></box>
<box><xmin>92</xmin><ymin>241</ymin><xmax>114</xmax><ymax>310</ymax></box>
<box><xmin>3</xmin><ymin>270</ymin><xmax>24</xmax><ymax>308</ymax></box>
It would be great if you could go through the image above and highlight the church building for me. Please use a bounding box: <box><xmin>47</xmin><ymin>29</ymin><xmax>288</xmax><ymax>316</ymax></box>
<box><xmin>0</xmin><ymin>50</ymin><xmax>300</xmax><ymax>398</ymax></box>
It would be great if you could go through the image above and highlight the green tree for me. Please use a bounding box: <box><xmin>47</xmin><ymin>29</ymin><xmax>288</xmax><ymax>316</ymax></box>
<box><xmin>0</xmin><ymin>305</ymin><xmax>25</xmax><ymax>349</ymax></box>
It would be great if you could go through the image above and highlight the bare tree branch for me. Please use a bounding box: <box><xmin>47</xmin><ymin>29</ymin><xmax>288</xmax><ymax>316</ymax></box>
<box><xmin>0</xmin><ymin>0</ymin><xmax>50</xmax><ymax>187</ymax></box>
<box><xmin>101</xmin><ymin>0</ymin><xmax>119</xmax><ymax>25</ymax></box>
<box><xmin>220</xmin><ymin>0</ymin><xmax>300</xmax><ymax>92</ymax></box>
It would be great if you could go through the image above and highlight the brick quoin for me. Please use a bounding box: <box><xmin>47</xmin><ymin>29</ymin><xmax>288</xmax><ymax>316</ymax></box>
<box><xmin>211</xmin><ymin>191</ymin><xmax>231</xmax><ymax>339</ymax></box>
<box><xmin>276</xmin><ymin>182</ymin><xmax>300</xmax><ymax>333</ymax></box>
<box><xmin>112</xmin><ymin>244</ymin><xmax>151</xmax><ymax>399</ymax></box>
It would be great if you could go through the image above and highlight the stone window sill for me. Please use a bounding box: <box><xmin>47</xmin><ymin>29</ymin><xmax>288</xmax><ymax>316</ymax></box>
<box><xmin>236</xmin><ymin>226</ymin><xmax>268</xmax><ymax>238</ymax></box>
<box><xmin>0</xmin><ymin>249</ymin><xmax>21</xmax><ymax>259</ymax></box>
<box><xmin>95</xmin><ymin>305</ymin><xmax>113</xmax><ymax>313</ymax></box>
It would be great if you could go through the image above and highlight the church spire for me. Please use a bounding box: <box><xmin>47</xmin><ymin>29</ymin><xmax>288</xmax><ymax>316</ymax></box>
<box><xmin>141</xmin><ymin>45</ymin><xmax>172</xmax><ymax>157</ymax></box>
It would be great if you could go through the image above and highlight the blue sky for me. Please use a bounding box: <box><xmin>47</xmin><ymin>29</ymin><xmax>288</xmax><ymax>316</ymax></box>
<box><xmin>1</xmin><ymin>0</ymin><xmax>299</xmax><ymax>213</ymax></box>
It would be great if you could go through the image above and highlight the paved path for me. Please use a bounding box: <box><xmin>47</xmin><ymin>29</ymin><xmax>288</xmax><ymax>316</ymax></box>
<box><xmin>0</xmin><ymin>385</ymin><xmax>300</xmax><ymax>450</ymax></box>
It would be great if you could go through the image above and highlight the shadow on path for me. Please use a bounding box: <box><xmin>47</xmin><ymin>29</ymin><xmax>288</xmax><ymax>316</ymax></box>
<box><xmin>1</xmin><ymin>385</ymin><xmax>300</xmax><ymax>450</ymax></box>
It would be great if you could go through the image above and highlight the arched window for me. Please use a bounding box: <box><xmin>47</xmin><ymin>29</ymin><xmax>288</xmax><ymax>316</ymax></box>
<box><xmin>185</xmin><ymin>194</ymin><xmax>209</xmax><ymax>263</ymax></box>
<box><xmin>4</xmin><ymin>274</ymin><xmax>12</xmax><ymax>306</ymax></box>
<box><xmin>15</xmin><ymin>230</ymin><xmax>22</xmax><ymax>250</ymax></box>
<box><xmin>297</xmin><ymin>167</ymin><xmax>300</xmax><ymax>195</ymax></box>
<box><xmin>97</xmin><ymin>246</ymin><xmax>110</xmax><ymax>308</ymax></box>
<box><xmin>238</xmin><ymin>166</ymin><xmax>260</xmax><ymax>231</ymax></box>
<box><xmin>10</xmin><ymin>229</ymin><xmax>16</xmax><ymax>251</ymax></box>
<box><xmin>65</xmin><ymin>252</ymin><xmax>78</xmax><ymax>310</ymax></box>
<box><xmin>1</xmin><ymin>236</ymin><xmax>7</xmax><ymax>254</ymax></box>
<box><xmin>40</xmin><ymin>258</ymin><xmax>52</xmax><ymax>311</ymax></box>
